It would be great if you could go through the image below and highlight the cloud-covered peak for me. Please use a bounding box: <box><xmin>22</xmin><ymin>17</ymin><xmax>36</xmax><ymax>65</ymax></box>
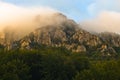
<box><xmin>0</xmin><ymin>1</ymin><xmax>58</xmax><ymax>31</ymax></box>
<box><xmin>0</xmin><ymin>1</ymin><xmax>68</xmax><ymax>40</ymax></box>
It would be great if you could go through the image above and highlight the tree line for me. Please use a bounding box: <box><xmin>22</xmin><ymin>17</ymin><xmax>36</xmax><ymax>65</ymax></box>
<box><xmin>0</xmin><ymin>47</ymin><xmax>120</xmax><ymax>80</ymax></box>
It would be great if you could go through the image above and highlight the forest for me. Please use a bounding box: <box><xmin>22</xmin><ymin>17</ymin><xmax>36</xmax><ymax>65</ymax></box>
<box><xmin>0</xmin><ymin>46</ymin><xmax>120</xmax><ymax>80</ymax></box>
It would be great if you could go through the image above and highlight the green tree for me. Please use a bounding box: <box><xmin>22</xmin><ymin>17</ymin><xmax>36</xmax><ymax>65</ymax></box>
<box><xmin>0</xmin><ymin>59</ymin><xmax>30</xmax><ymax>80</ymax></box>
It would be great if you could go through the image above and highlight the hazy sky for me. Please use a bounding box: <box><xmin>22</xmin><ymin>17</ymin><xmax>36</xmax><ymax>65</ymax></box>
<box><xmin>1</xmin><ymin>0</ymin><xmax>120</xmax><ymax>33</ymax></box>
<box><xmin>1</xmin><ymin>0</ymin><xmax>120</xmax><ymax>22</ymax></box>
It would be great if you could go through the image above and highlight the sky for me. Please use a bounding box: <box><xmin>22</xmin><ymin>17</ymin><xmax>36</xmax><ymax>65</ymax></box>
<box><xmin>1</xmin><ymin>0</ymin><xmax>120</xmax><ymax>33</ymax></box>
<box><xmin>1</xmin><ymin>0</ymin><xmax>94</xmax><ymax>22</ymax></box>
<box><xmin>0</xmin><ymin>0</ymin><xmax>120</xmax><ymax>21</ymax></box>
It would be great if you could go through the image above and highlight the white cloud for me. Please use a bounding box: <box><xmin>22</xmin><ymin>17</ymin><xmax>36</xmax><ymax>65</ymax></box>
<box><xmin>87</xmin><ymin>0</ymin><xmax>120</xmax><ymax>16</ymax></box>
<box><xmin>0</xmin><ymin>1</ymin><xmax>57</xmax><ymax>24</ymax></box>
<box><xmin>81</xmin><ymin>0</ymin><xmax>120</xmax><ymax>33</ymax></box>
<box><xmin>81</xmin><ymin>11</ymin><xmax>120</xmax><ymax>33</ymax></box>
<box><xmin>0</xmin><ymin>1</ymin><xmax>60</xmax><ymax>40</ymax></box>
<box><xmin>0</xmin><ymin>1</ymin><xmax>58</xmax><ymax>29</ymax></box>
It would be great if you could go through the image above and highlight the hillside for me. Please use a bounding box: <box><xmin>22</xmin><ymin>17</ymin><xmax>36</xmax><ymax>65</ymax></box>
<box><xmin>0</xmin><ymin>13</ymin><xmax>120</xmax><ymax>57</ymax></box>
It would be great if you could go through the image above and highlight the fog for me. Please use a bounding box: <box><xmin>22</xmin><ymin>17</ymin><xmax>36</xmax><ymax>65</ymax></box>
<box><xmin>1</xmin><ymin>1</ymin><xmax>120</xmax><ymax>42</ymax></box>
<box><xmin>0</xmin><ymin>1</ymin><xmax>68</xmax><ymax>41</ymax></box>
<box><xmin>81</xmin><ymin>11</ymin><xmax>120</xmax><ymax>34</ymax></box>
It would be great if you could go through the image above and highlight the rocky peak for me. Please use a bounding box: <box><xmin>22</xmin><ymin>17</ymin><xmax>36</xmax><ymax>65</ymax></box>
<box><xmin>98</xmin><ymin>32</ymin><xmax>120</xmax><ymax>47</ymax></box>
<box><xmin>16</xmin><ymin>16</ymin><xmax>103</xmax><ymax>53</ymax></box>
<box><xmin>0</xmin><ymin>13</ymin><xmax>118</xmax><ymax>56</ymax></box>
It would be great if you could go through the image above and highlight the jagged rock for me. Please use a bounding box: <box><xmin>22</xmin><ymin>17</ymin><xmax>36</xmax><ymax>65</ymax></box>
<box><xmin>17</xmin><ymin>18</ymin><xmax>102</xmax><ymax>53</ymax></box>
<box><xmin>98</xmin><ymin>32</ymin><xmax>120</xmax><ymax>47</ymax></box>
<box><xmin>0</xmin><ymin>13</ymin><xmax>119</xmax><ymax>56</ymax></box>
<box><xmin>72</xmin><ymin>30</ymin><xmax>102</xmax><ymax>46</ymax></box>
<box><xmin>72</xmin><ymin>45</ymin><xmax>86</xmax><ymax>53</ymax></box>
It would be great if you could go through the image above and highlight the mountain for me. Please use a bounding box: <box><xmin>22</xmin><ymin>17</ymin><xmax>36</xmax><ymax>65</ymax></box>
<box><xmin>0</xmin><ymin>13</ymin><xmax>120</xmax><ymax>57</ymax></box>
<box><xmin>10</xmin><ymin>13</ymin><xmax>100</xmax><ymax>52</ymax></box>
<box><xmin>98</xmin><ymin>32</ymin><xmax>120</xmax><ymax>47</ymax></box>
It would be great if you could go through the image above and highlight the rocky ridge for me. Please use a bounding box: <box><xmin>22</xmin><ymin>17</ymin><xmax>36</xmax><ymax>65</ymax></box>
<box><xmin>0</xmin><ymin>13</ymin><xmax>120</xmax><ymax>57</ymax></box>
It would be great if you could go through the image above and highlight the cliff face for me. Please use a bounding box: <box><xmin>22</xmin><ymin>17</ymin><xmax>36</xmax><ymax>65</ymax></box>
<box><xmin>17</xmin><ymin>22</ymin><xmax>118</xmax><ymax>57</ymax></box>
<box><xmin>16</xmin><ymin>18</ymin><xmax>103</xmax><ymax>53</ymax></box>
<box><xmin>0</xmin><ymin>13</ymin><xmax>120</xmax><ymax>56</ymax></box>
<box><xmin>98</xmin><ymin>32</ymin><xmax>120</xmax><ymax>47</ymax></box>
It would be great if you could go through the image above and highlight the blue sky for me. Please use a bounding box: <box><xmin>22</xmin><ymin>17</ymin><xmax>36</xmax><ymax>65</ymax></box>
<box><xmin>1</xmin><ymin>0</ymin><xmax>95</xmax><ymax>22</ymax></box>
<box><xmin>1</xmin><ymin>0</ymin><xmax>120</xmax><ymax>34</ymax></box>
<box><xmin>1</xmin><ymin>0</ymin><xmax>120</xmax><ymax>22</ymax></box>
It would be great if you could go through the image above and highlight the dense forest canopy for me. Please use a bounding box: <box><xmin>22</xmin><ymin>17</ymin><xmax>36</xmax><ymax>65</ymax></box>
<box><xmin>0</xmin><ymin>46</ymin><xmax>120</xmax><ymax>80</ymax></box>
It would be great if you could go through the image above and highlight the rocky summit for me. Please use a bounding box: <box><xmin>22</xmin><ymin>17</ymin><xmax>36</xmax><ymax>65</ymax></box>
<box><xmin>0</xmin><ymin>13</ymin><xmax>120</xmax><ymax>57</ymax></box>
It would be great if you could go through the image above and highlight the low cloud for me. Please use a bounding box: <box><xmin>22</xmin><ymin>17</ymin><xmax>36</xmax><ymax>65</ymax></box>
<box><xmin>0</xmin><ymin>1</ymin><xmax>68</xmax><ymax>41</ymax></box>
<box><xmin>87</xmin><ymin>0</ymin><xmax>120</xmax><ymax>18</ymax></box>
<box><xmin>81</xmin><ymin>11</ymin><xmax>120</xmax><ymax>33</ymax></box>
<box><xmin>0</xmin><ymin>1</ymin><xmax>57</xmax><ymax>30</ymax></box>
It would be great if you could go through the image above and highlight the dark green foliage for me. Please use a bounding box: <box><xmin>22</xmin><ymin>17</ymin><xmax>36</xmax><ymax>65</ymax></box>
<box><xmin>41</xmin><ymin>53</ymin><xmax>76</xmax><ymax>80</ymax></box>
<box><xmin>114</xmin><ymin>47</ymin><xmax>120</xmax><ymax>54</ymax></box>
<box><xmin>0</xmin><ymin>47</ymin><xmax>120</xmax><ymax>80</ymax></box>
<box><xmin>73</xmin><ymin>60</ymin><xmax>120</xmax><ymax>80</ymax></box>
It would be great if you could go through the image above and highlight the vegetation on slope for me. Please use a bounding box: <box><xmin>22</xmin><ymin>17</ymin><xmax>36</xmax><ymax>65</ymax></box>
<box><xmin>0</xmin><ymin>46</ymin><xmax>120</xmax><ymax>80</ymax></box>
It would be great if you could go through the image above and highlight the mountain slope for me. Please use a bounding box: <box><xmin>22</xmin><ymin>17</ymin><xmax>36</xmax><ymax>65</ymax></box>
<box><xmin>0</xmin><ymin>13</ymin><xmax>119</xmax><ymax>57</ymax></box>
<box><xmin>15</xmin><ymin>16</ymin><xmax>102</xmax><ymax>53</ymax></box>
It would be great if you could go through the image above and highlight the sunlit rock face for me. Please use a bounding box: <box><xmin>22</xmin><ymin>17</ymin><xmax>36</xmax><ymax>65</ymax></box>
<box><xmin>12</xmin><ymin>13</ymin><xmax>102</xmax><ymax>53</ymax></box>
<box><xmin>98</xmin><ymin>32</ymin><xmax>120</xmax><ymax>47</ymax></box>
<box><xmin>0</xmin><ymin>13</ymin><xmax>118</xmax><ymax>55</ymax></box>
